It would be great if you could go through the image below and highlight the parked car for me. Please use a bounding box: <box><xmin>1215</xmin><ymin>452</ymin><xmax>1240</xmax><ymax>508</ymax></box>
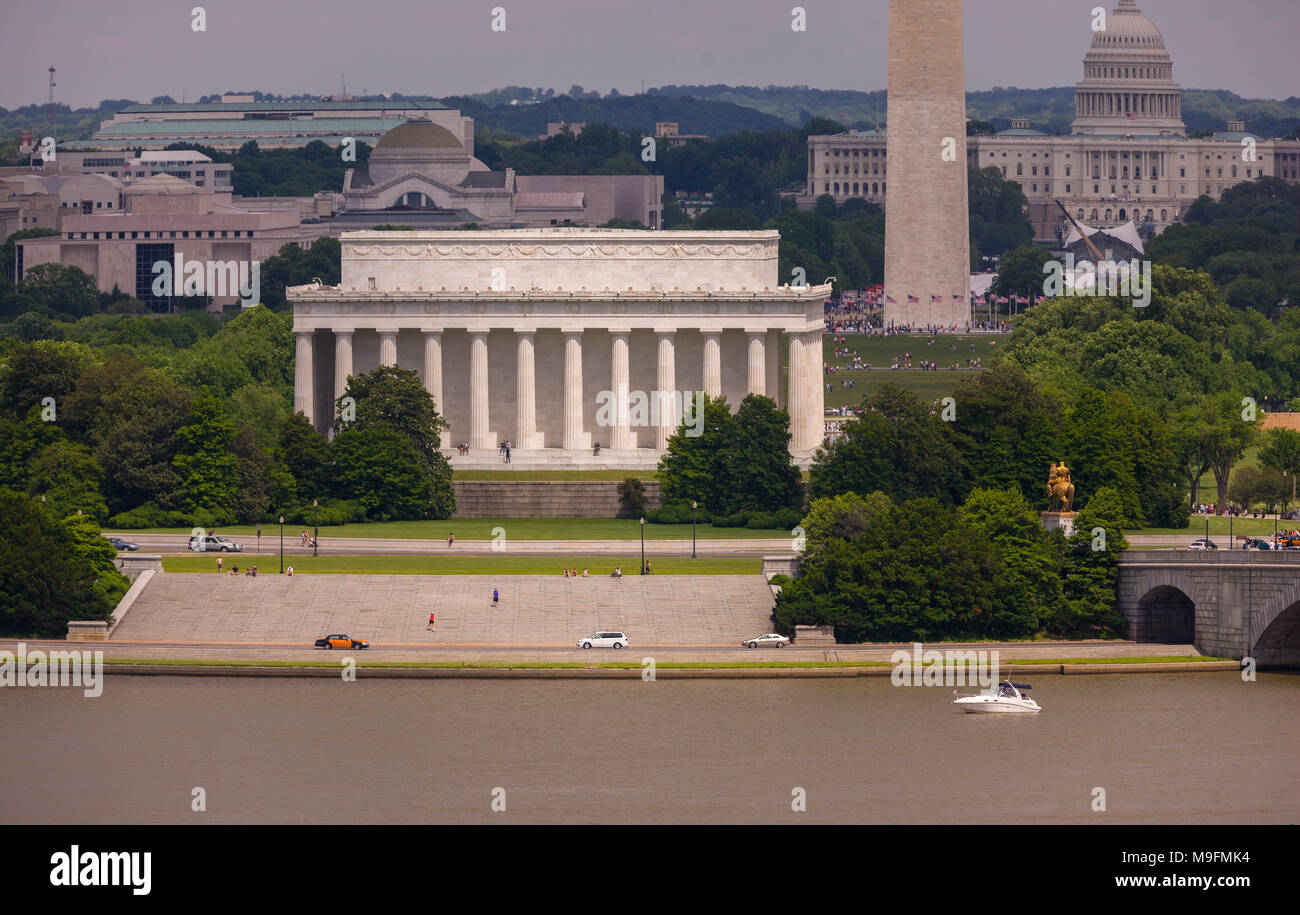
<box><xmin>1188</xmin><ymin>539</ymin><xmax>1218</xmax><ymax>551</ymax></box>
<box><xmin>577</xmin><ymin>631</ymin><xmax>628</xmax><ymax>649</ymax></box>
<box><xmin>188</xmin><ymin>534</ymin><xmax>243</xmax><ymax>553</ymax></box>
<box><xmin>314</xmin><ymin>634</ymin><xmax>369</xmax><ymax>650</ymax></box>
<box><xmin>743</xmin><ymin>633</ymin><xmax>790</xmax><ymax>648</ymax></box>
<box><xmin>106</xmin><ymin>536</ymin><xmax>139</xmax><ymax>551</ymax></box>
<box><xmin>1242</xmin><ymin>538</ymin><xmax>1274</xmax><ymax>550</ymax></box>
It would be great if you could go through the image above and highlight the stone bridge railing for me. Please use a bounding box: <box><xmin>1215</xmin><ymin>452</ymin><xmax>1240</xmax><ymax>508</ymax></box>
<box><xmin>1117</xmin><ymin>550</ymin><xmax>1300</xmax><ymax>666</ymax></box>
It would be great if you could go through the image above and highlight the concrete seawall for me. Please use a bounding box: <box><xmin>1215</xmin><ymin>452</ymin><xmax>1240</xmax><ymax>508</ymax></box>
<box><xmin>91</xmin><ymin>661</ymin><xmax>1242</xmax><ymax>679</ymax></box>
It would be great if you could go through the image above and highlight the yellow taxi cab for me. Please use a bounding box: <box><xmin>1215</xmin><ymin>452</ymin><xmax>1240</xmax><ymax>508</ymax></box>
<box><xmin>313</xmin><ymin>634</ymin><xmax>369</xmax><ymax>650</ymax></box>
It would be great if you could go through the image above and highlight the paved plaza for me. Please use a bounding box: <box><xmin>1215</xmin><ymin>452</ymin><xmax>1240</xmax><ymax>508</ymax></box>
<box><xmin>109</xmin><ymin>573</ymin><xmax>778</xmax><ymax>645</ymax></box>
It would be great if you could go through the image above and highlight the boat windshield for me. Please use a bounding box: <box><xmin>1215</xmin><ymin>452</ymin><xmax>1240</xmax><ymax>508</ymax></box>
<box><xmin>997</xmin><ymin>683</ymin><xmax>1019</xmax><ymax>698</ymax></box>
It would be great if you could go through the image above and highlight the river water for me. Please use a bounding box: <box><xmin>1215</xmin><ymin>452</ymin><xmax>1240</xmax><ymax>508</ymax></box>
<box><xmin>2</xmin><ymin>672</ymin><xmax>1296</xmax><ymax>823</ymax></box>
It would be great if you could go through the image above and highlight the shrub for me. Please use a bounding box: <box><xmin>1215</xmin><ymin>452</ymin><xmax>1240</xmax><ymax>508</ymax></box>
<box><xmin>617</xmin><ymin>478</ymin><xmax>647</xmax><ymax>518</ymax></box>
<box><xmin>107</xmin><ymin>502</ymin><xmax>192</xmax><ymax>529</ymax></box>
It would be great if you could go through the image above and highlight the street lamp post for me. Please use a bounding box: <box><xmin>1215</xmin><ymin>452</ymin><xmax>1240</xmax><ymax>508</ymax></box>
<box><xmin>640</xmin><ymin>516</ymin><xmax>646</xmax><ymax>574</ymax></box>
<box><xmin>313</xmin><ymin>499</ymin><xmax>319</xmax><ymax>557</ymax></box>
<box><xmin>279</xmin><ymin>515</ymin><xmax>285</xmax><ymax>574</ymax></box>
<box><xmin>691</xmin><ymin>501</ymin><xmax>697</xmax><ymax>560</ymax></box>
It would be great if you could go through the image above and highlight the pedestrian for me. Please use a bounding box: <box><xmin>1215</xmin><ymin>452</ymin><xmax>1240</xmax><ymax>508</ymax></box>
<box><xmin>492</xmin><ymin>587</ymin><xmax>499</xmax><ymax>608</ymax></box>
<box><xmin>427</xmin><ymin>611</ymin><xmax>436</xmax><ymax>631</ymax></box>
<box><xmin>217</xmin><ymin>556</ymin><xmax>223</xmax><ymax>574</ymax></box>
<box><xmin>448</xmin><ymin>532</ymin><xmax>455</xmax><ymax>548</ymax></box>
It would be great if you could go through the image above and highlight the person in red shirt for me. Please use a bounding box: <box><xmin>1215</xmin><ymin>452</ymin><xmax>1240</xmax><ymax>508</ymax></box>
<box><xmin>427</xmin><ymin>612</ymin><xmax>436</xmax><ymax>631</ymax></box>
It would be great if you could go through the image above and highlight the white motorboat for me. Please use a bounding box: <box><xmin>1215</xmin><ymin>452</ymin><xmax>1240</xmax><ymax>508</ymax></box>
<box><xmin>952</xmin><ymin>681</ymin><xmax>1041</xmax><ymax>714</ymax></box>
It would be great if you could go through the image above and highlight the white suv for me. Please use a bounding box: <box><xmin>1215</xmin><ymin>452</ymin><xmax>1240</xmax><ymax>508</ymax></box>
<box><xmin>577</xmin><ymin>631</ymin><xmax>628</xmax><ymax>649</ymax></box>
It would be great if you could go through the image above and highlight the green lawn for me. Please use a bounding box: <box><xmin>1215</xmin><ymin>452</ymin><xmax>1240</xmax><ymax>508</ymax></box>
<box><xmin>119</xmin><ymin>518</ymin><xmax>794</xmax><ymax>540</ymax></box>
<box><xmin>822</xmin><ymin>333</ymin><xmax>1002</xmax><ymax>408</ymax></box>
<box><xmin>161</xmin><ymin>555</ymin><xmax>761</xmax><ymax>575</ymax></box>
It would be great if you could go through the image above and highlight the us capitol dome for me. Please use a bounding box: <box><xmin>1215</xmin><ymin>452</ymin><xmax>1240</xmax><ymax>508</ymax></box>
<box><xmin>1072</xmin><ymin>0</ymin><xmax>1185</xmax><ymax>136</ymax></box>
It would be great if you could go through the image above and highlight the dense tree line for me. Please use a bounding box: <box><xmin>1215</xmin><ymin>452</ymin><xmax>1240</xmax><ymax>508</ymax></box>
<box><xmin>1146</xmin><ymin>177</ymin><xmax>1300</xmax><ymax>316</ymax></box>
<box><xmin>772</xmin><ymin>487</ymin><xmax>1129</xmax><ymax>641</ymax></box>
<box><xmin>0</xmin><ymin>308</ymin><xmax>454</xmax><ymax>534</ymax></box>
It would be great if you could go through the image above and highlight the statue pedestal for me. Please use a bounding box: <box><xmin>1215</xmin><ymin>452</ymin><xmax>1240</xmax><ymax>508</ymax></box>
<box><xmin>1041</xmin><ymin>511</ymin><xmax>1076</xmax><ymax>538</ymax></box>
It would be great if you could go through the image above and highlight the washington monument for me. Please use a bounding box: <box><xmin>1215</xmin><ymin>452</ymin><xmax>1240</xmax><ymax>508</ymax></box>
<box><xmin>883</xmin><ymin>0</ymin><xmax>972</xmax><ymax>330</ymax></box>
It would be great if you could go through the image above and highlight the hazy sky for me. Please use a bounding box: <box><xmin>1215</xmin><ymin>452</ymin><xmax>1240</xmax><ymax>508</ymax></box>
<box><xmin>2</xmin><ymin>0</ymin><xmax>1296</xmax><ymax>110</ymax></box>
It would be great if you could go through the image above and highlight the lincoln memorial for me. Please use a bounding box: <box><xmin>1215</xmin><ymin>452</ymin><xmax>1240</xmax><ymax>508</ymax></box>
<box><xmin>287</xmin><ymin>228</ymin><xmax>829</xmax><ymax>468</ymax></box>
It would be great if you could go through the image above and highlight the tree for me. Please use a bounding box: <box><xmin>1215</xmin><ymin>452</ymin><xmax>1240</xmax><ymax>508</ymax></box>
<box><xmin>0</xmin><ymin>342</ymin><xmax>87</xmax><ymax>420</ymax></box>
<box><xmin>172</xmin><ymin>395</ymin><xmax>239</xmax><ymax>522</ymax></box>
<box><xmin>773</xmin><ymin>498</ymin><xmax>1004</xmax><ymax>642</ymax></box>
<box><xmin>27</xmin><ymin>440</ymin><xmax>108</xmax><ymax>522</ymax></box>
<box><xmin>331</xmin><ymin>425</ymin><xmax>440</xmax><ymax>521</ymax></box>
<box><xmin>957</xmin><ymin>488</ymin><xmax>1063</xmax><ymax>636</ymax></box>
<box><xmin>0</xmin><ymin>228</ymin><xmax>59</xmax><ymax>286</ymax></box>
<box><xmin>1054</xmin><ymin>487</ymin><xmax>1130</xmax><ymax>637</ymax></box>
<box><xmin>1189</xmin><ymin>392</ymin><xmax>1259</xmax><ymax>509</ymax></box>
<box><xmin>17</xmin><ymin>263</ymin><xmax>99</xmax><ymax>319</ymax></box>
<box><xmin>800</xmin><ymin>490</ymin><xmax>892</xmax><ymax>561</ymax></box>
<box><xmin>810</xmin><ymin>384</ymin><xmax>971</xmax><ymax>506</ymax></box>
<box><xmin>332</xmin><ymin>366</ymin><xmax>454</xmax><ymax>519</ymax></box>
<box><xmin>0</xmin><ymin>490</ymin><xmax>116</xmax><ymax>636</ymax></box>
<box><xmin>658</xmin><ymin>395</ymin><xmax>737</xmax><ymax>512</ymax></box>
<box><xmin>992</xmin><ymin>244</ymin><xmax>1055</xmax><ymax>301</ymax></box>
<box><xmin>949</xmin><ymin>364</ymin><xmax>1060</xmax><ymax>503</ymax></box>
<box><xmin>728</xmin><ymin>395</ymin><xmax>802</xmax><ymax>513</ymax></box>
<box><xmin>1259</xmin><ymin>427</ymin><xmax>1300</xmax><ymax>508</ymax></box>
<box><xmin>277</xmin><ymin>411</ymin><xmax>333</xmax><ymax>507</ymax></box>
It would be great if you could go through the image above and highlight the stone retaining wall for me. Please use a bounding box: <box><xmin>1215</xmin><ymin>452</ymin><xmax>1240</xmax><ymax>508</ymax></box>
<box><xmin>453</xmin><ymin>480</ymin><xmax>662</xmax><ymax>518</ymax></box>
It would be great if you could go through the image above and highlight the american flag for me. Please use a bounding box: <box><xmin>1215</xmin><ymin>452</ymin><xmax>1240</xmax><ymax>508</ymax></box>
<box><xmin>930</xmin><ymin>295</ymin><xmax>941</xmax><ymax>303</ymax></box>
<box><xmin>907</xmin><ymin>295</ymin><xmax>919</xmax><ymax>304</ymax></box>
<box><xmin>886</xmin><ymin>295</ymin><xmax>897</xmax><ymax>303</ymax></box>
<box><xmin>953</xmin><ymin>294</ymin><xmax>964</xmax><ymax>302</ymax></box>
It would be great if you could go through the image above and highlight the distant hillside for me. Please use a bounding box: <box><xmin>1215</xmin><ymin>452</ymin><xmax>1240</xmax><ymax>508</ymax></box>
<box><xmin>649</xmin><ymin>84</ymin><xmax>1300</xmax><ymax>138</ymax></box>
<box><xmin>3</xmin><ymin>84</ymin><xmax>1296</xmax><ymax>158</ymax></box>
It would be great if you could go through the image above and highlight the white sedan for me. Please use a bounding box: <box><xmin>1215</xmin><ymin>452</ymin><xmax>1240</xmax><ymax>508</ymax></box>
<box><xmin>743</xmin><ymin>633</ymin><xmax>790</xmax><ymax>648</ymax></box>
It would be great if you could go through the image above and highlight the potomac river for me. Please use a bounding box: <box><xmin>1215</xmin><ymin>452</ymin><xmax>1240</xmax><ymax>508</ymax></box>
<box><xmin>2</xmin><ymin>672</ymin><xmax>1296</xmax><ymax>824</ymax></box>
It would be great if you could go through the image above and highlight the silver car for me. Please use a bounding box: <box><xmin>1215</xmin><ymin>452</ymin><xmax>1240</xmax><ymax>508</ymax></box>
<box><xmin>577</xmin><ymin>631</ymin><xmax>628</xmax><ymax>649</ymax></box>
<box><xmin>743</xmin><ymin>633</ymin><xmax>790</xmax><ymax>648</ymax></box>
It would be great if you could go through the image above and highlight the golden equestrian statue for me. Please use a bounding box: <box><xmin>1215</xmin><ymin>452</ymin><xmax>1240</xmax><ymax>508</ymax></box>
<box><xmin>1047</xmin><ymin>461</ymin><xmax>1075</xmax><ymax>513</ymax></box>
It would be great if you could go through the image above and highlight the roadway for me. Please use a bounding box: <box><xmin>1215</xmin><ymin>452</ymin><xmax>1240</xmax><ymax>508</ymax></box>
<box><xmin>103</xmin><ymin>531</ymin><xmax>1252</xmax><ymax>558</ymax></box>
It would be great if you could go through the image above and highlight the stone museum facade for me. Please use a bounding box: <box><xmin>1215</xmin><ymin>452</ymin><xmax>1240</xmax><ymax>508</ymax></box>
<box><xmin>287</xmin><ymin>229</ymin><xmax>829</xmax><ymax>468</ymax></box>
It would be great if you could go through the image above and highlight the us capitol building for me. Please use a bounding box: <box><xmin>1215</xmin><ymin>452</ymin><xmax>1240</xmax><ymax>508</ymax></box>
<box><xmin>807</xmin><ymin>0</ymin><xmax>1300</xmax><ymax>244</ymax></box>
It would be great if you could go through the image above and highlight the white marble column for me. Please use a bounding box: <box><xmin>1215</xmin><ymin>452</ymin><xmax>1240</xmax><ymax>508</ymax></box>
<box><xmin>610</xmin><ymin>330</ymin><xmax>633</xmax><ymax>450</ymax></box>
<box><xmin>515</xmin><ymin>330</ymin><xmax>541</xmax><ymax>449</ymax></box>
<box><xmin>701</xmin><ymin>331</ymin><xmax>722</xmax><ymax>398</ymax></box>
<box><xmin>469</xmin><ymin>330</ymin><xmax>491</xmax><ymax>450</ymax></box>
<box><xmin>422</xmin><ymin>330</ymin><xmax>443</xmax><ymax>411</ymax></box>
<box><xmin>562</xmin><ymin>329</ymin><xmax>589</xmax><ymax>450</ymax></box>
<box><xmin>745</xmin><ymin>329</ymin><xmax>766</xmax><ymax>397</ymax></box>
<box><xmin>294</xmin><ymin>330</ymin><xmax>314</xmax><ymax>427</ymax></box>
<box><xmin>767</xmin><ymin>329</ymin><xmax>781</xmax><ymax>408</ymax></box>
<box><xmin>333</xmin><ymin>328</ymin><xmax>353</xmax><ymax>410</ymax></box>
<box><xmin>379</xmin><ymin>330</ymin><xmax>398</xmax><ymax>367</ymax></box>
<box><xmin>790</xmin><ymin>331</ymin><xmax>824</xmax><ymax>455</ymax></box>
<box><xmin>655</xmin><ymin>331</ymin><xmax>676</xmax><ymax>451</ymax></box>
